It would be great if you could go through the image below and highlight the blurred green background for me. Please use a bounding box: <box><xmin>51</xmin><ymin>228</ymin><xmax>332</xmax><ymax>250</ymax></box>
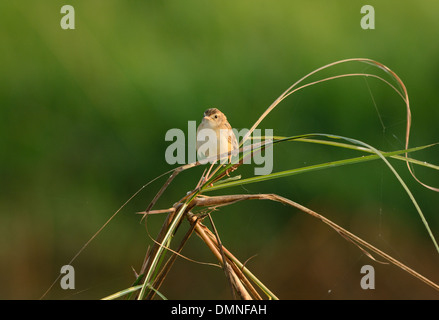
<box><xmin>1</xmin><ymin>1</ymin><xmax>439</xmax><ymax>299</ymax></box>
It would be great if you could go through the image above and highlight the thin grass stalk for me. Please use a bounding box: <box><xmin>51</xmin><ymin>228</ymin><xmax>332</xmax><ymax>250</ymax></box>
<box><xmin>268</xmin><ymin>194</ymin><xmax>439</xmax><ymax>291</ymax></box>
<box><xmin>102</xmin><ymin>285</ymin><xmax>143</xmax><ymax>300</ymax></box>
<box><xmin>187</xmin><ymin>211</ymin><xmax>277</xmax><ymax>300</ymax></box>
<box><xmin>206</xmin><ymin>212</ymin><xmax>238</xmax><ymax>299</ymax></box>
<box><xmin>201</xmin><ymin>223</ymin><xmax>264</xmax><ymax>300</ymax></box>
<box><xmin>196</xmin><ymin>213</ymin><xmax>263</xmax><ymax>299</ymax></box>
<box><xmin>188</xmin><ymin>214</ymin><xmax>253</xmax><ymax>299</ymax></box>
<box><xmin>206</xmin><ymin>143</ymin><xmax>433</xmax><ymax>192</ymax></box>
<box><xmin>191</xmin><ymin>193</ymin><xmax>439</xmax><ymax>292</ymax></box>
<box><xmin>102</xmin><ymin>283</ymin><xmax>168</xmax><ymax>301</ymax></box>
<box><xmin>138</xmin><ymin>203</ymin><xmax>189</xmax><ymax>299</ymax></box>
<box><xmin>145</xmin><ymin>216</ymin><xmax>198</xmax><ymax>300</ymax></box>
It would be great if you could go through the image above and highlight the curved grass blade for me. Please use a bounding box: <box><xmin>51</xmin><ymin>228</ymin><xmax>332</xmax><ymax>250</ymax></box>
<box><xmin>102</xmin><ymin>284</ymin><xmax>167</xmax><ymax>300</ymax></box>
<box><xmin>208</xmin><ymin>133</ymin><xmax>439</xmax><ymax>254</ymax></box>
<box><xmin>207</xmin><ymin>140</ymin><xmax>436</xmax><ymax>192</ymax></box>
<box><xmin>137</xmin><ymin>203</ymin><xmax>189</xmax><ymax>299</ymax></box>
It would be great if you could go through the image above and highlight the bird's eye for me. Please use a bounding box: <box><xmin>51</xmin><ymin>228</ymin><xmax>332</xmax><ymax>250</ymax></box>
<box><xmin>214</xmin><ymin>115</ymin><xmax>218</xmax><ymax>119</ymax></box>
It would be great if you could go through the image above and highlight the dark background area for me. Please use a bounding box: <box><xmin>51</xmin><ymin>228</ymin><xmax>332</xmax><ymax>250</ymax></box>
<box><xmin>1</xmin><ymin>1</ymin><xmax>438</xmax><ymax>299</ymax></box>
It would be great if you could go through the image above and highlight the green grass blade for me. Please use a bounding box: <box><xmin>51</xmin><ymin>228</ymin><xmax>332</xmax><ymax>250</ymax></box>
<box><xmin>208</xmin><ymin>133</ymin><xmax>439</xmax><ymax>254</ymax></box>
<box><xmin>331</xmin><ymin>135</ymin><xmax>439</xmax><ymax>254</ymax></box>
<box><xmin>102</xmin><ymin>284</ymin><xmax>168</xmax><ymax>300</ymax></box>
<box><xmin>206</xmin><ymin>144</ymin><xmax>435</xmax><ymax>192</ymax></box>
<box><xmin>137</xmin><ymin>203</ymin><xmax>188</xmax><ymax>299</ymax></box>
<box><xmin>137</xmin><ymin>186</ymin><xmax>204</xmax><ymax>300</ymax></box>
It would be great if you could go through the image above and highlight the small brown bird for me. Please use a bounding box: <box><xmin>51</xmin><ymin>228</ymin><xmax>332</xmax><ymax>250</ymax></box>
<box><xmin>196</xmin><ymin>108</ymin><xmax>238</xmax><ymax>162</ymax></box>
